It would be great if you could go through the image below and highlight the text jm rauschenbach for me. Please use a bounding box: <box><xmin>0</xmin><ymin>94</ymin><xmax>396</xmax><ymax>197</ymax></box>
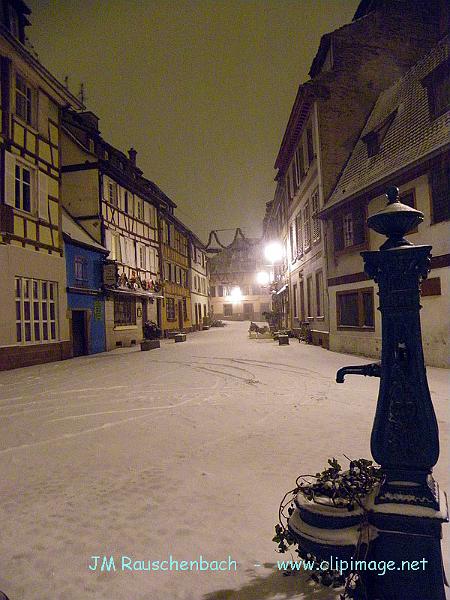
<box><xmin>89</xmin><ymin>555</ymin><xmax>237</xmax><ymax>572</ymax></box>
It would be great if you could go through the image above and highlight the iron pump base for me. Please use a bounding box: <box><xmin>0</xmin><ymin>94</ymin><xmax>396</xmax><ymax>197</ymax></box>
<box><xmin>336</xmin><ymin>188</ymin><xmax>448</xmax><ymax>599</ymax></box>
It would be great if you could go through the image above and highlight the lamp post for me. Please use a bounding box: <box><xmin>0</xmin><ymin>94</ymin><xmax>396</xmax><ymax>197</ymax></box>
<box><xmin>338</xmin><ymin>187</ymin><xmax>447</xmax><ymax>599</ymax></box>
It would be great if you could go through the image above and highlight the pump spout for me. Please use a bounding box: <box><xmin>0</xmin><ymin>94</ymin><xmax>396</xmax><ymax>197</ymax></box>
<box><xmin>336</xmin><ymin>362</ymin><xmax>381</xmax><ymax>383</ymax></box>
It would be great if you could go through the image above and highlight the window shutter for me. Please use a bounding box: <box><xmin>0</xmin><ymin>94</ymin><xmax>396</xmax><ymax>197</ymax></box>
<box><xmin>353</xmin><ymin>206</ymin><xmax>366</xmax><ymax>246</ymax></box>
<box><xmin>119</xmin><ymin>236</ymin><xmax>126</xmax><ymax>263</ymax></box>
<box><xmin>430</xmin><ymin>158</ymin><xmax>450</xmax><ymax>223</ymax></box>
<box><xmin>38</xmin><ymin>171</ymin><xmax>48</xmax><ymax>220</ymax></box>
<box><xmin>104</xmin><ymin>228</ymin><xmax>112</xmax><ymax>252</ymax></box>
<box><xmin>4</xmin><ymin>151</ymin><xmax>16</xmax><ymax>207</ymax></box>
<box><xmin>333</xmin><ymin>215</ymin><xmax>344</xmax><ymax>251</ymax></box>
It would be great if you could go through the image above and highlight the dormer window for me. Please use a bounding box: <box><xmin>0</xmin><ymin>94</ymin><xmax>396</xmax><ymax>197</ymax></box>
<box><xmin>422</xmin><ymin>59</ymin><xmax>450</xmax><ymax>120</ymax></box>
<box><xmin>8</xmin><ymin>3</ymin><xmax>20</xmax><ymax>38</ymax></box>
<box><xmin>362</xmin><ymin>110</ymin><xmax>397</xmax><ymax>157</ymax></box>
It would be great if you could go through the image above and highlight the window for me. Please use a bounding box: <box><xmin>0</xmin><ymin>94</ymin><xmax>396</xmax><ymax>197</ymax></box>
<box><xmin>223</xmin><ymin>304</ymin><xmax>233</xmax><ymax>316</ymax></box>
<box><xmin>108</xmin><ymin>181</ymin><xmax>118</xmax><ymax>207</ymax></box>
<box><xmin>110</xmin><ymin>233</ymin><xmax>122</xmax><ymax>262</ymax></box>
<box><xmin>296</xmin><ymin>212</ymin><xmax>303</xmax><ymax>258</ymax></box>
<box><xmin>124</xmin><ymin>192</ymin><xmax>129</xmax><ymax>214</ymax></box>
<box><xmin>430</xmin><ymin>157</ymin><xmax>449</xmax><ymax>224</ymax></box>
<box><xmin>15</xmin><ymin>277</ymin><xmax>58</xmax><ymax>344</ymax></box>
<box><xmin>303</xmin><ymin>202</ymin><xmax>311</xmax><ymax>251</ymax></box>
<box><xmin>292</xmin><ymin>283</ymin><xmax>298</xmax><ymax>318</ymax></box>
<box><xmin>289</xmin><ymin>222</ymin><xmax>296</xmax><ymax>261</ymax></box>
<box><xmin>15</xmin><ymin>73</ymin><xmax>33</xmax><ymax>124</ymax></box>
<box><xmin>295</xmin><ymin>145</ymin><xmax>305</xmax><ymax>186</ymax></box>
<box><xmin>218</xmin><ymin>285</ymin><xmax>224</xmax><ymax>297</ymax></box>
<box><xmin>306</xmin><ymin>276</ymin><xmax>313</xmax><ymax>318</ymax></box>
<box><xmin>337</xmin><ymin>288</ymin><xmax>374</xmax><ymax>329</ymax></box>
<box><xmin>166</xmin><ymin>297</ymin><xmax>176</xmax><ymax>321</ymax></box>
<box><xmin>8</xmin><ymin>4</ymin><xmax>20</xmax><ymax>39</ymax></box>
<box><xmin>210</xmin><ymin>286</ymin><xmax>216</xmax><ymax>297</ymax></box>
<box><xmin>311</xmin><ymin>189</ymin><xmax>321</xmax><ymax>243</ymax></box>
<box><xmin>136</xmin><ymin>198</ymin><xmax>144</xmax><ymax>221</ymax></box>
<box><xmin>422</xmin><ymin>59</ymin><xmax>450</xmax><ymax>120</ymax></box>
<box><xmin>114</xmin><ymin>297</ymin><xmax>136</xmax><ymax>325</ymax></box>
<box><xmin>183</xmin><ymin>298</ymin><xmax>188</xmax><ymax>320</ymax></box>
<box><xmin>138</xmin><ymin>245</ymin><xmax>146</xmax><ymax>270</ymax></box>
<box><xmin>74</xmin><ymin>257</ymin><xmax>88</xmax><ymax>285</ymax></box>
<box><xmin>333</xmin><ymin>205</ymin><xmax>366</xmax><ymax>252</ymax></box>
<box><xmin>260</xmin><ymin>303</ymin><xmax>270</xmax><ymax>314</ymax></box>
<box><xmin>306</xmin><ymin>127</ymin><xmax>315</xmax><ymax>165</ymax></box>
<box><xmin>15</xmin><ymin>163</ymin><xmax>32</xmax><ymax>212</ymax></box>
<box><xmin>362</xmin><ymin>110</ymin><xmax>397</xmax><ymax>157</ymax></box>
<box><xmin>315</xmin><ymin>271</ymin><xmax>324</xmax><ymax>317</ymax></box>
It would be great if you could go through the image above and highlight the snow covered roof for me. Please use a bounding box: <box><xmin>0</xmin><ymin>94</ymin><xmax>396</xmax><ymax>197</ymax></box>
<box><xmin>62</xmin><ymin>208</ymin><xmax>108</xmax><ymax>253</ymax></box>
<box><xmin>324</xmin><ymin>37</ymin><xmax>449</xmax><ymax>212</ymax></box>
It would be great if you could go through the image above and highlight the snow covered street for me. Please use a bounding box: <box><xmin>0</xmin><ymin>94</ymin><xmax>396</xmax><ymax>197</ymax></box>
<box><xmin>0</xmin><ymin>321</ymin><xmax>448</xmax><ymax>600</ymax></box>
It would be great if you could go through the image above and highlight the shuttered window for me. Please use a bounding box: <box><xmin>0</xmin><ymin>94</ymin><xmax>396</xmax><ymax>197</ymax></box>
<box><xmin>333</xmin><ymin>204</ymin><xmax>366</xmax><ymax>252</ymax></box>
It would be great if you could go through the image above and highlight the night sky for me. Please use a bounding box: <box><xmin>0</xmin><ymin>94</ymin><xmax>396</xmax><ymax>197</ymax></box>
<box><xmin>27</xmin><ymin>0</ymin><xmax>359</xmax><ymax>243</ymax></box>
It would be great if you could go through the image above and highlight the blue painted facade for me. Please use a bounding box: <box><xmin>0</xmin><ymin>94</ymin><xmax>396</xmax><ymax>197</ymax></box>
<box><xmin>64</xmin><ymin>241</ymin><xmax>106</xmax><ymax>355</ymax></box>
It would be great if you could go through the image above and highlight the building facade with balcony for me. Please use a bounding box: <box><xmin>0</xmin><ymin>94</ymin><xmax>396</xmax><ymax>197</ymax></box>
<box><xmin>61</xmin><ymin>111</ymin><xmax>166</xmax><ymax>350</ymax></box>
<box><xmin>321</xmin><ymin>37</ymin><xmax>449</xmax><ymax>367</ymax></box>
<box><xmin>0</xmin><ymin>1</ymin><xmax>84</xmax><ymax>370</ymax></box>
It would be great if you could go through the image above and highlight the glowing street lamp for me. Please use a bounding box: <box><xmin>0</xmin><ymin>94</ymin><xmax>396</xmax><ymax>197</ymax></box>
<box><xmin>264</xmin><ymin>241</ymin><xmax>284</xmax><ymax>264</ymax></box>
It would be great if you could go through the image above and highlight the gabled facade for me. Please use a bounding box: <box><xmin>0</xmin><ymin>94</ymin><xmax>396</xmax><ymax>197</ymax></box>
<box><xmin>189</xmin><ymin>232</ymin><xmax>209</xmax><ymax>330</ymax></box>
<box><xmin>322</xmin><ymin>37</ymin><xmax>449</xmax><ymax>367</ymax></box>
<box><xmin>208</xmin><ymin>232</ymin><xmax>272</xmax><ymax>323</ymax></box>
<box><xmin>61</xmin><ymin>110</ymin><xmax>166</xmax><ymax>350</ymax></box>
<box><xmin>159</xmin><ymin>209</ymin><xmax>192</xmax><ymax>335</ymax></box>
<box><xmin>264</xmin><ymin>0</ymin><xmax>445</xmax><ymax>350</ymax></box>
<box><xmin>0</xmin><ymin>2</ymin><xmax>84</xmax><ymax>370</ymax></box>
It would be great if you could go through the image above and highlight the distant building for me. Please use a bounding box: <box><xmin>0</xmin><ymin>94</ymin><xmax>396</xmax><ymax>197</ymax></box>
<box><xmin>264</xmin><ymin>0</ymin><xmax>446</xmax><ymax>350</ymax></box>
<box><xmin>159</xmin><ymin>209</ymin><xmax>192</xmax><ymax>335</ymax></box>
<box><xmin>0</xmin><ymin>1</ymin><xmax>83</xmax><ymax>370</ymax></box>
<box><xmin>208</xmin><ymin>230</ymin><xmax>272</xmax><ymax>322</ymax></box>
<box><xmin>61</xmin><ymin>111</ymin><xmax>168</xmax><ymax>350</ymax></box>
<box><xmin>62</xmin><ymin>208</ymin><xmax>108</xmax><ymax>356</ymax></box>
<box><xmin>189</xmin><ymin>232</ymin><xmax>209</xmax><ymax>330</ymax></box>
<box><xmin>321</xmin><ymin>37</ymin><xmax>449</xmax><ymax>367</ymax></box>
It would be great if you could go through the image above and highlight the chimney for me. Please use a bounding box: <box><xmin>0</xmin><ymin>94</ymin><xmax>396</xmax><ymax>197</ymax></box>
<box><xmin>128</xmin><ymin>148</ymin><xmax>137</xmax><ymax>166</ymax></box>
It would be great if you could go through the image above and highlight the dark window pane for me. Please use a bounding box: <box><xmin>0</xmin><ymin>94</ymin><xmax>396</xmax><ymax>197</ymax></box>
<box><xmin>42</xmin><ymin>303</ymin><xmax>48</xmax><ymax>320</ymax></box>
<box><xmin>42</xmin><ymin>282</ymin><xmax>47</xmax><ymax>299</ymax></box>
<box><xmin>15</xmin><ymin>278</ymin><xmax>21</xmax><ymax>297</ymax></box>
<box><xmin>33</xmin><ymin>281</ymin><xmax>38</xmax><ymax>297</ymax></box>
<box><xmin>16</xmin><ymin>301</ymin><xmax>21</xmax><ymax>320</ymax></box>
<box><xmin>24</xmin><ymin>301</ymin><xmax>30</xmax><ymax>320</ymax></box>
<box><xmin>24</xmin><ymin>280</ymin><xmax>29</xmax><ymax>298</ymax></box>
<box><xmin>50</xmin><ymin>322</ymin><xmax>56</xmax><ymax>339</ymax></box>
<box><xmin>16</xmin><ymin>323</ymin><xmax>22</xmax><ymax>342</ymax></box>
<box><xmin>15</xmin><ymin>177</ymin><xmax>21</xmax><ymax>209</ymax></box>
<box><xmin>43</xmin><ymin>323</ymin><xmax>48</xmax><ymax>340</ymax></box>
<box><xmin>34</xmin><ymin>301</ymin><xmax>39</xmax><ymax>319</ymax></box>
<box><xmin>34</xmin><ymin>323</ymin><xmax>40</xmax><ymax>341</ymax></box>
<box><xmin>50</xmin><ymin>303</ymin><xmax>55</xmax><ymax>320</ymax></box>
<box><xmin>25</xmin><ymin>322</ymin><xmax>31</xmax><ymax>341</ymax></box>
<box><xmin>338</xmin><ymin>293</ymin><xmax>359</xmax><ymax>327</ymax></box>
<box><xmin>363</xmin><ymin>292</ymin><xmax>374</xmax><ymax>327</ymax></box>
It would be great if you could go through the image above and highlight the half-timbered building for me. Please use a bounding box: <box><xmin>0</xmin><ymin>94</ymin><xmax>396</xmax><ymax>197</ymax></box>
<box><xmin>61</xmin><ymin>110</ymin><xmax>167</xmax><ymax>350</ymax></box>
<box><xmin>0</xmin><ymin>1</ymin><xmax>83</xmax><ymax>369</ymax></box>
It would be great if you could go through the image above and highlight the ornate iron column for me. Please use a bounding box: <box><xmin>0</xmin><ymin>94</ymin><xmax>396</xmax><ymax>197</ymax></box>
<box><xmin>360</xmin><ymin>187</ymin><xmax>447</xmax><ymax>599</ymax></box>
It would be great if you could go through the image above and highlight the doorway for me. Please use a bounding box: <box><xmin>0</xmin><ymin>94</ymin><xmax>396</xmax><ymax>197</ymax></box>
<box><xmin>72</xmin><ymin>310</ymin><xmax>88</xmax><ymax>357</ymax></box>
<box><xmin>243</xmin><ymin>303</ymin><xmax>254</xmax><ymax>320</ymax></box>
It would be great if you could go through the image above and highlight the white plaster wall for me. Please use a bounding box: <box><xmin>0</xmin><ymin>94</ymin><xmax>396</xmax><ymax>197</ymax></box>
<box><xmin>0</xmin><ymin>244</ymin><xmax>69</xmax><ymax>347</ymax></box>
